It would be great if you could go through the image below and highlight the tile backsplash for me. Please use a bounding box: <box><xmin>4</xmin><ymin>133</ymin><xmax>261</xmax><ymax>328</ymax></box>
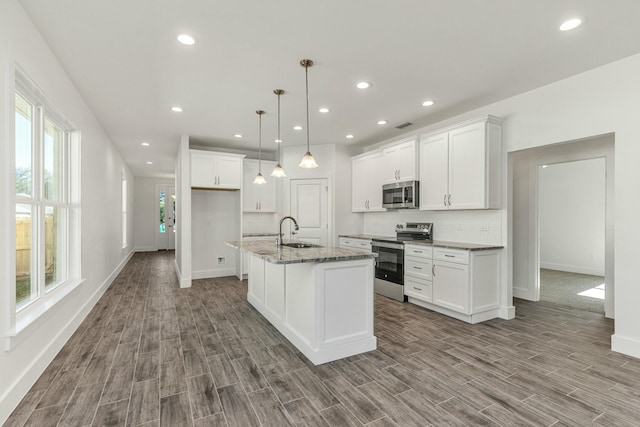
<box><xmin>362</xmin><ymin>209</ymin><xmax>503</xmax><ymax>245</ymax></box>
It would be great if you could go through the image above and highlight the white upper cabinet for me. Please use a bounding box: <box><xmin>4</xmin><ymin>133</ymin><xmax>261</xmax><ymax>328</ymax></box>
<box><xmin>382</xmin><ymin>139</ymin><xmax>418</xmax><ymax>184</ymax></box>
<box><xmin>190</xmin><ymin>150</ymin><xmax>244</xmax><ymax>189</ymax></box>
<box><xmin>243</xmin><ymin>159</ymin><xmax>277</xmax><ymax>212</ymax></box>
<box><xmin>351</xmin><ymin>150</ymin><xmax>385</xmax><ymax>212</ymax></box>
<box><xmin>419</xmin><ymin>116</ymin><xmax>502</xmax><ymax>210</ymax></box>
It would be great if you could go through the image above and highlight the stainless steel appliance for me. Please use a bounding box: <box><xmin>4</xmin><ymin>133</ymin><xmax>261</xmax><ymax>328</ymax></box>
<box><xmin>382</xmin><ymin>180</ymin><xmax>419</xmax><ymax>209</ymax></box>
<box><xmin>372</xmin><ymin>222</ymin><xmax>433</xmax><ymax>301</ymax></box>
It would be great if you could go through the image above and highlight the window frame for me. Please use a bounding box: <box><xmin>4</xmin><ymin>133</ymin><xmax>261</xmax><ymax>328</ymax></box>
<box><xmin>12</xmin><ymin>70</ymin><xmax>79</xmax><ymax>325</ymax></box>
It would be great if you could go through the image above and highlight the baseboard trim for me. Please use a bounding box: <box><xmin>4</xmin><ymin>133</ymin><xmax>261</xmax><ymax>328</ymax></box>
<box><xmin>0</xmin><ymin>249</ymin><xmax>134</xmax><ymax>426</ymax></box>
<box><xmin>134</xmin><ymin>246</ymin><xmax>156</xmax><ymax>252</ymax></box>
<box><xmin>612</xmin><ymin>334</ymin><xmax>640</xmax><ymax>359</ymax></box>
<box><xmin>499</xmin><ymin>305</ymin><xmax>516</xmax><ymax>320</ymax></box>
<box><xmin>174</xmin><ymin>258</ymin><xmax>191</xmax><ymax>288</ymax></box>
<box><xmin>192</xmin><ymin>268</ymin><xmax>237</xmax><ymax>280</ymax></box>
<box><xmin>540</xmin><ymin>262</ymin><xmax>604</xmax><ymax>277</ymax></box>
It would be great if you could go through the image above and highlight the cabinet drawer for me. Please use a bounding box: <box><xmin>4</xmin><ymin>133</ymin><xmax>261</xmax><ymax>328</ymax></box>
<box><xmin>355</xmin><ymin>240</ymin><xmax>372</xmax><ymax>252</ymax></box>
<box><xmin>404</xmin><ymin>276</ymin><xmax>432</xmax><ymax>302</ymax></box>
<box><xmin>433</xmin><ymin>248</ymin><xmax>469</xmax><ymax>264</ymax></box>
<box><xmin>404</xmin><ymin>245</ymin><xmax>433</xmax><ymax>258</ymax></box>
<box><xmin>405</xmin><ymin>256</ymin><xmax>432</xmax><ymax>280</ymax></box>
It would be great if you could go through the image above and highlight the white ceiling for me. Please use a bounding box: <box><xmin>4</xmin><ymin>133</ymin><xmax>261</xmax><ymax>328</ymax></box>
<box><xmin>18</xmin><ymin>0</ymin><xmax>640</xmax><ymax>177</ymax></box>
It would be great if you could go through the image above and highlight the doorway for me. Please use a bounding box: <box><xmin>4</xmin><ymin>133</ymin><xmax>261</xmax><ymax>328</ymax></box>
<box><xmin>537</xmin><ymin>159</ymin><xmax>606</xmax><ymax>314</ymax></box>
<box><xmin>288</xmin><ymin>178</ymin><xmax>329</xmax><ymax>246</ymax></box>
<box><xmin>511</xmin><ymin>133</ymin><xmax>614</xmax><ymax>318</ymax></box>
<box><xmin>156</xmin><ymin>184</ymin><xmax>175</xmax><ymax>251</ymax></box>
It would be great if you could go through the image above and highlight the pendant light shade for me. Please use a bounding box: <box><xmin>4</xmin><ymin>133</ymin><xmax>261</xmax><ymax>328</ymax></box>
<box><xmin>298</xmin><ymin>59</ymin><xmax>319</xmax><ymax>168</ymax></box>
<box><xmin>254</xmin><ymin>110</ymin><xmax>267</xmax><ymax>184</ymax></box>
<box><xmin>271</xmin><ymin>89</ymin><xmax>287</xmax><ymax>177</ymax></box>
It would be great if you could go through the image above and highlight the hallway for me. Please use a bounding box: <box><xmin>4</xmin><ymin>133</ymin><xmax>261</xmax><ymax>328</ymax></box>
<box><xmin>6</xmin><ymin>251</ymin><xmax>640</xmax><ymax>426</ymax></box>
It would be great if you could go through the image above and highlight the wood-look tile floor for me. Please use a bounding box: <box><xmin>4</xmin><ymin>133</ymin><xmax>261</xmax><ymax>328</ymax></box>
<box><xmin>7</xmin><ymin>251</ymin><xmax>640</xmax><ymax>426</ymax></box>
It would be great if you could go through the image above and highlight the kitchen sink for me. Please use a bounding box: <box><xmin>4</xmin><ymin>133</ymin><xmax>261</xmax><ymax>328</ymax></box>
<box><xmin>281</xmin><ymin>242</ymin><xmax>322</xmax><ymax>249</ymax></box>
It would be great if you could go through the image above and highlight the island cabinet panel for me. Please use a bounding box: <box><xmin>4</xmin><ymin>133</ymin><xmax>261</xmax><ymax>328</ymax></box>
<box><xmin>318</xmin><ymin>262</ymin><xmax>373</xmax><ymax>348</ymax></box>
<box><xmin>245</xmin><ymin>254</ymin><xmax>376</xmax><ymax>365</ymax></box>
<box><xmin>264</xmin><ymin>262</ymin><xmax>285</xmax><ymax>322</ymax></box>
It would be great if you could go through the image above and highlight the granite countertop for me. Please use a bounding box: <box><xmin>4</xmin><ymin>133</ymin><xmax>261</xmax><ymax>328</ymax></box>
<box><xmin>339</xmin><ymin>234</ymin><xmax>503</xmax><ymax>251</ymax></box>
<box><xmin>243</xmin><ymin>232</ymin><xmax>279</xmax><ymax>238</ymax></box>
<box><xmin>338</xmin><ymin>234</ymin><xmax>393</xmax><ymax>240</ymax></box>
<box><xmin>226</xmin><ymin>240</ymin><xmax>376</xmax><ymax>264</ymax></box>
<box><xmin>403</xmin><ymin>240</ymin><xmax>503</xmax><ymax>251</ymax></box>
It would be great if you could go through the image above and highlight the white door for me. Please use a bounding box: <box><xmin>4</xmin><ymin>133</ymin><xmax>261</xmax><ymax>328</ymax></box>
<box><xmin>420</xmin><ymin>133</ymin><xmax>449</xmax><ymax>210</ymax></box>
<box><xmin>448</xmin><ymin>121</ymin><xmax>486</xmax><ymax>209</ymax></box>
<box><xmin>289</xmin><ymin>178</ymin><xmax>329</xmax><ymax>246</ymax></box>
<box><xmin>157</xmin><ymin>184</ymin><xmax>176</xmax><ymax>250</ymax></box>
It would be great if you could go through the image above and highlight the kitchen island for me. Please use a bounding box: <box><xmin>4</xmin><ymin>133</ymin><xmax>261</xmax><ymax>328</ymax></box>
<box><xmin>226</xmin><ymin>240</ymin><xmax>377</xmax><ymax>365</ymax></box>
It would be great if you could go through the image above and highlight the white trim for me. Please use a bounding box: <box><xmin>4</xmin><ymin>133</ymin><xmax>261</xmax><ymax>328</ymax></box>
<box><xmin>192</xmin><ymin>268</ymin><xmax>236</xmax><ymax>280</ymax></box>
<box><xmin>612</xmin><ymin>334</ymin><xmax>640</xmax><ymax>359</ymax></box>
<box><xmin>499</xmin><ymin>305</ymin><xmax>516</xmax><ymax>320</ymax></box>
<box><xmin>174</xmin><ymin>257</ymin><xmax>191</xmax><ymax>288</ymax></box>
<box><xmin>134</xmin><ymin>246</ymin><xmax>157</xmax><ymax>252</ymax></box>
<box><xmin>539</xmin><ymin>262</ymin><xmax>605</xmax><ymax>277</ymax></box>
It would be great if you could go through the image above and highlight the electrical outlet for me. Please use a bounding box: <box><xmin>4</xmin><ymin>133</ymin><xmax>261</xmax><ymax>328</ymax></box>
<box><xmin>217</xmin><ymin>257</ymin><xmax>226</xmax><ymax>265</ymax></box>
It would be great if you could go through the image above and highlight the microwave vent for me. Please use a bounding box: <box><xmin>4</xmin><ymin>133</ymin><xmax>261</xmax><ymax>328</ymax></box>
<box><xmin>394</xmin><ymin>121</ymin><xmax>413</xmax><ymax>129</ymax></box>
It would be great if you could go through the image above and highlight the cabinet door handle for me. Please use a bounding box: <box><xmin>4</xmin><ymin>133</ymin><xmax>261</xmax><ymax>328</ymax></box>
<box><xmin>443</xmin><ymin>194</ymin><xmax>447</xmax><ymax>207</ymax></box>
<box><xmin>432</xmin><ymin>264</ymin><xmax>436</xmax><ymax>276</ymax></box>
<box><xmin>448</xmin><ymin>194</ymin><xmax>451</xmax><ymax>206</ymax></box>
<box><xmin>444</xmin><ymin>254</ymin><xmax>455</xmax><ymax>258</ymax></box>
<box><xmin>259</xmin><ymin>202</ymin><xmax>261</xmax><ymax>210</ymax></box>
<box><xmin>412</xmin><ymin>286</ymin><xmax>423</xmax><ymax>291</ymax></box>
<box><xmin>413</xmin><ymin>250</ymin><xmax>422</xmax><ymax>253</ymax></box>
<box><xmin>413</xmin><ymin>266</ymin><xmax>422</xmax><ymax>270</ymax></box>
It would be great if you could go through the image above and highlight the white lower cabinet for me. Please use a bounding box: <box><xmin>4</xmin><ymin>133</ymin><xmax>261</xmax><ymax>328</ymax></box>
<box><xmin>405</xmin><ymin>244</ymin><xmax>501</xmax><ymax>324</ymax></box>
<box><xmin>339</xmin><ymin>237</ymin><xmax>372</xmax><ymax>253</ymax></box>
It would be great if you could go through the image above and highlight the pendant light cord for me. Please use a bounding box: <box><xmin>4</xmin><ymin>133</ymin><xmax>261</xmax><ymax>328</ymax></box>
<box><xmin>277</xmin><ymin>92</ymin><xmax>281</xmax><ymax>162</ymax></box>
<box><xmin>305</xmin><ymin>64</ymin><xmax>310</xmax><ymax>152</ymax></box>
<box><xmin>258</xmin><ymin>112</ymin><xmax>262</xmax><ymax>172</ymax></box>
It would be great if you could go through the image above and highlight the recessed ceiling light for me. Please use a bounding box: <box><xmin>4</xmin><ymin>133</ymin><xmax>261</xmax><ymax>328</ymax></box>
<box><xmin>146</xmin><ymin>161</ymin><xmax>153</xmax><ymax>165</ymax></box>
<box><xmin>293</xmin><ymin>125</ymin><xmax>303</xmax><ymax>130</ymax></box>
<box><xmin>234</xmin><ymin>133</ymin><xmax>243</xmax><ymax>138</ymax></box>
<box><xmin>559</xmin><ymin>18</ymin><xmax>582</xmax><ymax>31</ymax></box>
<box><xmin>177</xmin><ymin>34</ymin><xmax>196</xmax><ymax>45</ymax></box>
<box><xmin>319</xmin><ymin>107</ymin><xmax>330</xmax><ymax>113</ymax></box>
<box><xmin>356</xmin><ymin>82</ymin><xmax>370</xmax><ymax>89</ymax></box>
<box><xmin>141</xmin><ymin>142</ymin><xmax>150</xmax><ymax>146</ymax></box>
<box><xmin>171</xmin><ymin>106</ymin><xmax>183</xmax><ymax>112</ymax></box>
<box><xmin>377</xmin><ymin>120</ymin><xmax>387</xmax><ymax>125</ymax></box>
<box><xmin>275</xmin><ymin>139</ymin><xmax>282</xmax><ymax>143</ymax></box>
<box><xmin>422</xmin><ymin>100</ymin><xmax>435</xmax><ymax>107</ymax></box>
<box><xmin>346</xmin><ymin>134</ymin><xmax>354</xmax><ymax>139</ymax></box>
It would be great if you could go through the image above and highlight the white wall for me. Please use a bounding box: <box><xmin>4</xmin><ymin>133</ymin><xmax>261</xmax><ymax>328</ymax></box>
<box><xmin>133</xmin><ymin>177</ymin><xmax>175</xmax><ymax>251</ymax></box>
<box><xmin>356</xmin><ymin>52</ymin><xmax>640</xmax><ymax>357</ymax></box>
<box><xmin>539</xmin><ymin>158</ymin><xmax>605</xmax><ymax>276</ymax></box>
<box><xmin>191</xmin><ymin>189</ymin><xmax>240</xmax><ymax>279</ymax></box>
<box><xmin>0</xmin><ymin>1</ymin><xmax>135</xmax><ymax>423</ymax></box>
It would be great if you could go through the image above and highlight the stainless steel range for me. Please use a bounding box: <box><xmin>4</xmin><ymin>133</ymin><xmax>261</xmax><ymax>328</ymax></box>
<box><xmin>371</xmin><ymin>222</ymin><xmax>433</xmax><ymax>302</ymax></box>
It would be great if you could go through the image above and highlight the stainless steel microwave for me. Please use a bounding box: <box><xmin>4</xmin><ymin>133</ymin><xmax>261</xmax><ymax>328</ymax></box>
<box><xmin>382</xmin><ymin>180</ymin><xmax>419</xmax><ymax>209</ymax></box>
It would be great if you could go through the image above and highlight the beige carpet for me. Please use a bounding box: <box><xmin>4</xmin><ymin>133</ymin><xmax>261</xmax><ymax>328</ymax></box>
<box><xmin>539</xmin><ymin>268</ymin><xmax>605</xmax><ymax>314</ymax></box>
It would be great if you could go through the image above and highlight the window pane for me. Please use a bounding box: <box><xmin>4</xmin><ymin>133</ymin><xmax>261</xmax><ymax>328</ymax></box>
<box><xmin>159</xmin><ymin>189</ymin><xmax>165</xmax><ymax>233</ymax></box>
<box><xmin>16</xmin><ymin>204</ymin><xmax>33</xmax><ymax>305</ymax></box>
<box><xmin>45</xmin><ymin>206</ymin><xmax>65</xmax><ymax>288</ymax></box>
<box><xmin>15</xmin><ymin>93</ymin><xmax>33</xmax><ymax>197</ymax></box>
<box><xmin>44</xmin><ymin>117</ymin><xmax>64</xmax><ymax>201</ymax></box>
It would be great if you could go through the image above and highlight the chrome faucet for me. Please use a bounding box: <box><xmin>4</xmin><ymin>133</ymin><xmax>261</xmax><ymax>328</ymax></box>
<box><xmin>277</xmin><ymin>216</ymin><xmax>299</xmax><ymax>246</ymax></box>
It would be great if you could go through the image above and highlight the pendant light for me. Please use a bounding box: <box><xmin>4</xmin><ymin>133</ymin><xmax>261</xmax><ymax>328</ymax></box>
<box><xmin>253</xmin><ymin>110</ymin><xmax>267</xmax><ymax>184</ymax></box>
<box><xmin>298</xmin><ymin>59</ymin><xmax>319</xmax><ymax>168</ymax></box>
<box><xmin>271</xmin><ymin>89</ymin><xmax>286</xmax><ymax>177</ymax></box>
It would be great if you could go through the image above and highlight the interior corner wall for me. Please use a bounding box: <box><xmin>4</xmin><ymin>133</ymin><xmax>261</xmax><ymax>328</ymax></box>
<box><xmin>133</xmin><ymin>176</ymin><xmax>176</xmax><ymax>251</ymax></box>
<box><xmin>539</xmin><ymin>158</ymin><xmax>606</xmax><ymax>276</ymax></box>
<box><xmin>0</xmin><ymin>0</ymin><xmax>136</xmax><ymax>423</ymax></box>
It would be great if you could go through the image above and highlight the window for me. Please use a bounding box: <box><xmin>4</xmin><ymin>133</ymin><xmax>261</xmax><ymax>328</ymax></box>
<box><xmin>14</xmin><ymin>79</ymin><xmax>74</xmax><ymax>313</ymax></box>
<box><xmin>122</xmin><ymin>173</ymin><xmax>127</xmax><ymax>248</ymax></box>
